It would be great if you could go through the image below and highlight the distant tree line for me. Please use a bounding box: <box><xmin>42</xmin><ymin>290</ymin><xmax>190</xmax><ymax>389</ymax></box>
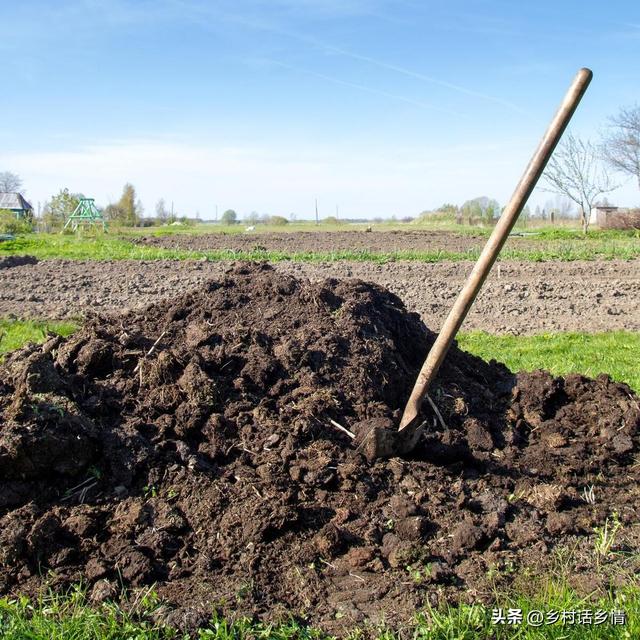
<box><xmin>419</xmin><ymin>195</ymin><xmax>579</xmax><ymax>228</ymax></box>
<box><xmin>221</xmin><ymin>210</ymin><xmax>294</xmax><ymax>226</ymax></box>
<box><xmin>0</xmin><ymin>174</ymin><xmax>211</xmax><ymax>232</ymax></box>
<box><xmin>104</xmin><ymin>183</ymin><xmax>143</xmax><ymax>226</ymax></box>
<box><xmin>419</xmin><ymin>198</ymin><xmax>503</xmax><ymax>225</ymax></box>
<box><xmin>37</xmin><ymin>183</ymin><xmax>144</xmax><ymax>231</ymax></box>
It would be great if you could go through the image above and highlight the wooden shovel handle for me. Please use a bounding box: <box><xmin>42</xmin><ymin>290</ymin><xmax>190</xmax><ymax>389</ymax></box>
<box><xmin>399</xmin><ymin>67</ymin><xmax>593</xmax><ymax>432</ymax></box>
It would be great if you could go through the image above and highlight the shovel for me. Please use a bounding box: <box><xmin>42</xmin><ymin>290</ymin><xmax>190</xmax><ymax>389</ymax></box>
<box><xmin>359</xmin><ymin>67</ymin><xmax>593</xmax><ymax>460</ymax></box>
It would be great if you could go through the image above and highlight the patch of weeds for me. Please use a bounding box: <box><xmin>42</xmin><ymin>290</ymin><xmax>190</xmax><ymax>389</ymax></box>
<box><xmin>1</xmin><ymin>581</ymin><xmax>639</xmax><ymax>639</ymax></box>
<box><xmin>594</xmin><ymin>512</ymin><xmax>623</xmax><ymax>561</ymax></box>
<box><xmin>3</xmin><ymin>230</ymin><xmax>640</xmax><ymax>263</ymax></box>
<box><xmin>406</xmin><ymin>562</ymin><xmax>433</xmax><ymax>585</ymax></box>
<box><xmin>235</xmin><ymin>580</ymin><xmax>254</xmax><ymax>602</ymax></box>
<box><xmin>486</xmin><ymin>560</ymin><xmax>518</xmax><ymax>583</ymax></box>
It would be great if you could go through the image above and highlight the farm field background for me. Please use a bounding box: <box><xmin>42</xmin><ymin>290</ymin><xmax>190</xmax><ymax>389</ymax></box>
<box><xmin>0</xmin><ymin>224</ymin><xmax>638</xmax><ymax>639</ymax></box>
<box><xmin>1</xmin><ymin>225</ymin><xmax>640</xmax><ymax>262</ymax></box>
<box><xmin>2</xmin><ymin>224</ymin><xmax>639</xmax><ymax>433</ymax></box>
<box><xmin>1</xmin><ymin>226</ymin><xmax>638</xmax><ymax>336</ymax></box>
<box><xmin>3</xmin><ymin>0</ymin><xmax>640</xmax><ymax>634</ymax></box>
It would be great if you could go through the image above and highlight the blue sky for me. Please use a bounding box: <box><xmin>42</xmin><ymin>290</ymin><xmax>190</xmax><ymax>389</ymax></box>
<box><xmin>2</xmin><ymin>0</ymin><xmax>639</xmax><ymax>219</ymax></box>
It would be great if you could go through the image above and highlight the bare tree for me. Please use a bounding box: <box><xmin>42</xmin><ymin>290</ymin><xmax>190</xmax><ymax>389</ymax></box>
<box><xmin>155</xmin><ymin>198</ymin><xmax>169</xmax><ymax>223</ymax></box>
<box><xmin>0</xmin><ymin>171</ymin><xmax>23</xmax><ymax>192</ymax></box>
<box><xmin>602</xmin><ymin>104</ymin><xmax>640</xmax><ymax>190</ymax></box>
<box><xmin>542</xmin><ymin>132</ymin><xmax>616</xmax><ymax>234</ymax></box>
<box><xmin>554</xmin><ymin>195</ymin><xmax>575</xmax><ymax>219</ymax></box>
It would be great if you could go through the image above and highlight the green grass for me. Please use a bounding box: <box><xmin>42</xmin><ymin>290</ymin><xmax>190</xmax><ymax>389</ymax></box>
<box><xmin>416</xmin><ymin>580</ymin><xmax>640</xmax><ymax>639</ymax></box>
<box><xmin>507</xmin><ymin>227</ymin><xmax>639</xmax><ymax>241</ymax></box>
<box><xmin>123</xmin><ymin>221</ymin><xmax>638</xmax><ymax>239</ymax></box>
<box><xmin>457</xmin><ymin>331</ymin><xmax>640</xmax><ymax>393</ymax></box>
<box><xmin>1</xmin><ymin>230</ymin><xmax>638</xmax><ymax>263</ymax></box>
<box><xmin>0</xmin><ymin>318</ymin><xmax>77</xmax><ymax>357</ymax></box>
<box><xmin>0</xmin><ymin>582</ymin><xmax>637</xmax><ymax>639</ymax></box>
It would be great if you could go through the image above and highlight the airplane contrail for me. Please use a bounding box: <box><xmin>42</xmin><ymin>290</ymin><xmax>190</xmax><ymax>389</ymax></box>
<box><xmin>265</xmin><ymin>59</ymin><xmax>466</xmax><ymax>117</ymax></box>
<box><xmin>173</xmin><ymin>1</ymin><xmax>527</xmax><ymax>115</ymax></box>
<box><xmin>319</xmin><ymin>44</ymin><xmax>528</xmax><ymax>115</ymax></box>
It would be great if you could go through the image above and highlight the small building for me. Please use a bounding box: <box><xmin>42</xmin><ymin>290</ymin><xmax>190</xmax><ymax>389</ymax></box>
<box><xmin>0</xmin><ymin>192</ymin><xmax>33</xmax><ymax>220</ymax></box>
<box><xmin>590</xmin><ymin>206</ymin><xmax>640</xmax><ymax>230</ymax></box>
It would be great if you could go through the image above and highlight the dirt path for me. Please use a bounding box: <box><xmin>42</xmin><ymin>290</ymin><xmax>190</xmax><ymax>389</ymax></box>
<box><xmin>2</xmin><ymin>258</ymin><xmax>639</xmax><ymax>334</ymax></box>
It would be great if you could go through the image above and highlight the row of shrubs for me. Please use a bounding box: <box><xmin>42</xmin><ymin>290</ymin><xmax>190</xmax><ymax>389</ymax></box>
<box><xmin>0</xmin><ymin>210</ymin><xmax>33</xmax><ymax>235</ymax></box>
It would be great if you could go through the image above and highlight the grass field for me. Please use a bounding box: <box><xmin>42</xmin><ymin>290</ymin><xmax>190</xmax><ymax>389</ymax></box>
<box><xmin>76</xmin><ymin>219</ymin><xmax>598</xmax><ymax>236</ymax></box>
<box><xmin>1</xmin><ymin>227</ymin><xmax>639</xmax><ymax>263</ymax></box>
<box><xmin>121</xmin><ymin>221</ymin><xmax>636</xmax><ymax>238</ymax></box>
<box><xmin>457</xmin><ymin>331</ymin><xmax>640</xmax><ymax>392</ymax></box>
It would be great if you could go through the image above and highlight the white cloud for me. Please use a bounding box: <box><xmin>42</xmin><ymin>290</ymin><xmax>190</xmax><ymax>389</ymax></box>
<box><xmin>1</xmin><ymin>138</ymin><xmax>501</xmax><ymax>217</ymax></box>
<box><xmin>5</xmin><ymin>137</ymin><xmax>637</xmax><ymax>219</ymax></box>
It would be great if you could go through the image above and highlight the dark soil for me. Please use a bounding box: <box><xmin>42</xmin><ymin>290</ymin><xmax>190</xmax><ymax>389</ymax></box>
<box><xmin>0</xmin><ymin>263</ymin><xmax>638</xmax><ymax>634</ymax></box>
<box><xmin>134</xmin><ymin>229</ymin><xmax>486</xmax><ymax>254</ymax></box>
<box><xmin>2</xmin><ymin>258</ymin><xmax>639</xmax><ymax>335</ymax></box>
<box><xmin>0</xmin><ymin>255</ymin><xmax>38</xmax><ymax>269</ymax></box>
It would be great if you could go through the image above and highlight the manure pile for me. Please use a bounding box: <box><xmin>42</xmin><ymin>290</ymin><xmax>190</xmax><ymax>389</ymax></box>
<box><xmin>0</xmin><ymin>263</ymin><xmax>638</xmax><ymax>632</ymax></box>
